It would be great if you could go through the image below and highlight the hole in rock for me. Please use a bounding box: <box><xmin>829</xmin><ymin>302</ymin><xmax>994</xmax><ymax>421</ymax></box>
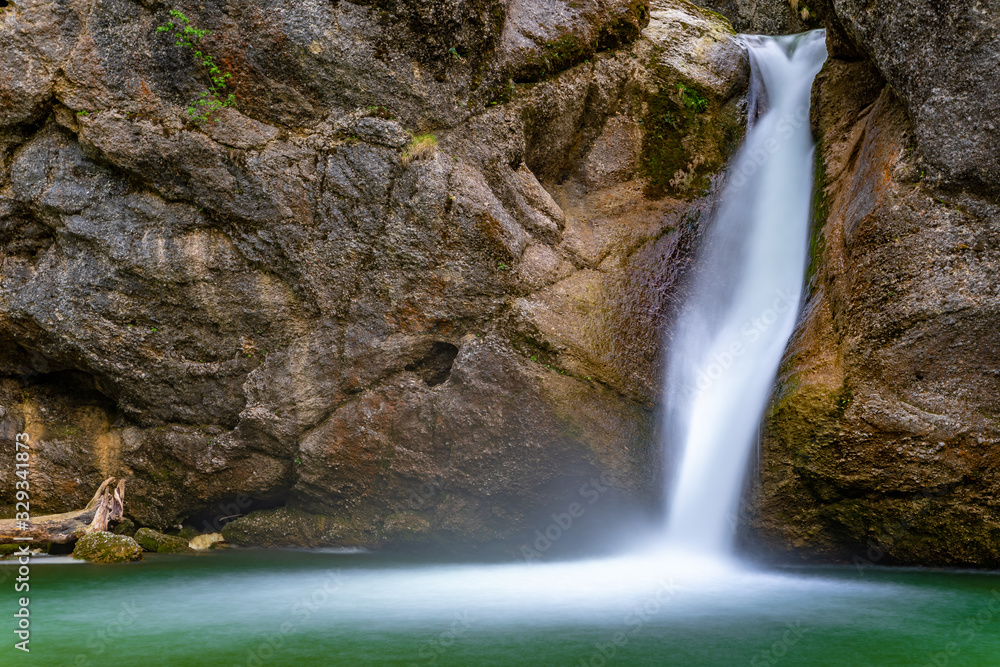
<box><xmin>0</xmin><ymin>2</ymin><xmax>9</xmax><ymax>7</ymax></box>
<box><xmin>181</xmin><ymin>495</ymin><xmax>287</xmax><ymax>534</ymax></box>
<box><xmin>405</xmin><ymin>342</ymin><xmax>459</xmax><ymax>386</ymax></box>
<box><xmin>23</xmin><ymin>369</ymin><xmax>116</xmax><ymax>411</ymax></box>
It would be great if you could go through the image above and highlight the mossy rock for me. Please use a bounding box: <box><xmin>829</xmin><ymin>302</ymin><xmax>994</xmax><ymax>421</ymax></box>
<box><xmin>72</xmin><ymin>531</ymin><xmax>143</xmax><ymax>563</ymax></box>
<box><xmin>176</xmin><ymin>526</ymin><xmax>202</xmax><ymax>540</ymax></box>
<box><xmin>134</xmin><ymin>527</ymin><xmax>195</xmax><ymax>554</ymax></box>
<box><xmin>112</xmin><ymin>518</ymin><xmax>136</xmax><ymax>537</ymax></box>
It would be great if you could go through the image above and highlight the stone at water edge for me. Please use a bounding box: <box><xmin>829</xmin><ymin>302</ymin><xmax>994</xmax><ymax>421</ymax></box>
<box><xmin>188</xmin><ymin>533</ymin><xmax>224</xmax><ymax>550</ymax></box>
<box><xmin>72</xmin><ymin>532</ymin><xmax>144</xmax><ymax>563</ymax></box>
<box><xmin>134</xmin><ymin>528</ymin><xmax>196</xmax><ymax>554</ymax></box>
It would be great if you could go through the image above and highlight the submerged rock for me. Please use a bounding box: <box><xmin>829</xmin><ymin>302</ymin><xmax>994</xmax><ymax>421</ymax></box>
<box><xmin>72</xmin><ymin>532</ymin><xmax>144</xmax><ymax>563</ymax></box>
<box><xmin>134</xmin><ymin>528</ymin><xmax>196</xmax><ymax>554</ymax></box>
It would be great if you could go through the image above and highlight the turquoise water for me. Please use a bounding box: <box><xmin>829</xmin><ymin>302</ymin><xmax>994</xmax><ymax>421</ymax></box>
<box><xmin>2</xmin><ymin>549</ymin><xmax>999</xmax><ymax>666</ymax></box>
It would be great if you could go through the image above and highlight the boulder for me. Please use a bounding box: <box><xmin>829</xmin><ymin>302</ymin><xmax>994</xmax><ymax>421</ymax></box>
<box><xmin>188</xmin><ymin>533</ymin><xmax>224</xmax><ymax>550</ymax></box>
<box><xmin>112</xmin><ymin>518</ymin><xmax>136</xmax><ymax>537</ymax></box>
<box><xmin>134</xmin><ymin>528</ymin><xmax>196</xmax><ymax>554</ymax></box>
<box><xmin>72</xmin><ymin>532</ymin><xmax>143</xmax><ymax>563</ymax></box>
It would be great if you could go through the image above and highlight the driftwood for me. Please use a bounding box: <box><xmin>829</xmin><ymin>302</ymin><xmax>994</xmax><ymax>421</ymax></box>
<box><xmin>0</xmin><ymin>477</ymin><xmax>126</xmax><ymax>544</ymax></box>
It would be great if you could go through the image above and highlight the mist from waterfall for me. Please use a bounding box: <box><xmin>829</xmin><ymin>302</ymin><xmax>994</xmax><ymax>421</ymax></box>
<box><xmin>661</xmin><ymin>31</ymin><xmax>829</xmax><ymax>557</ymax></box>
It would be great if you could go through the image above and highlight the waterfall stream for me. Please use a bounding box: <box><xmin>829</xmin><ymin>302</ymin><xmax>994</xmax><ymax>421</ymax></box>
<box><xmin>8</xmin><ymin>30</ymin><xmax>1000</xmax><ymax>667</ymax></box>
<box><xmin>661</xmin><ymin>31</ymin><xmax>828</xmax><ymax>556</ymax></box>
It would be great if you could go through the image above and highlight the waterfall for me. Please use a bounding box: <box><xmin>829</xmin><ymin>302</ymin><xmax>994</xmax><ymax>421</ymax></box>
<box><xmin>661</xmin><ymin>31</ymin><xmax>828</xmax><ymax>556</ymax></box>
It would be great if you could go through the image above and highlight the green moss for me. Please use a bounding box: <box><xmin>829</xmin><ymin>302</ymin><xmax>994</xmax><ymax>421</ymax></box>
<box><xmin>401</xmin><ymin>133</ymin><xmax>437</xmax><ymax>166</ymax></box>
<box><xmin>696</xmin><ymin>6</ymin><xmax>735</xmax><ymax>30</ymax></box>
<box><xmin>515</xmin><ymin>34</ymin><xmax>592</xmax><ymax>83</ymax></box>
<box><xmin>0</xmin><ymin>544</ymin><xmax>22</xmax><ymax>557</ymax></box>
<box><xmin>113</xmin><ymin>518</ymin><xmax>136</xmax><ymax>537</ymax></box>
<box><xmin>48</xmin><ymin>424</ymin><xmax>81</xmax><ymax>438</ymax></box>
<box><xmin>134</xmin><ymin>527</ymin><xmax>195</xmax><ymax>554</ymax></box>
<box><xmin>678</xmin><ymin>84</ymin><xmax>708</xmax><ymax>113</ymax></box>
<box><xmin>806</xmin><ymin>138</ymin><xmax>830</xmax><ymax>290</ymax></box>
<box><xmin>835</xmin><ymin>385</ymin><xmax>852</xmax><ymax>417</ymax></box>
<box><xmin>72</xmin><ymin>531</ymin><xmax>144</xmax><ymax>563</ymax></box>
<box><xmin>641</xmin><ymin>81</ymin><xmax>712</xmax><ymax>198</ymax></box>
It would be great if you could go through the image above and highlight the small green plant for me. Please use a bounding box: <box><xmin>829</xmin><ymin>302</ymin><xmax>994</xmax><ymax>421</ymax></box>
<box><xmin>401</xmin><ymin>133</ymin><xmax>437</xmax><ymax>166</ymax></box>
<box><xmin>76</xmin><ymin>110</ymin><xmax>91</xmax><ymax>117</ymax></box>
<box><xmin>657</xmin><ymin>110</ymin><xmax>678</xmax><ymax>129</ymax></box>
<box><xmin>678</xmin><ymin>84</ymin><xmax>708</xmax><ymax>113</ymax></box>
<box><xmin>448</xmin><ymin>47</ymin><xmax>462</xmax><ymax>61</ymax></box>
<box><xmin>157</xmin><ymin>10</ymin><xmax>236</xmax><ymax>124</ymax></box>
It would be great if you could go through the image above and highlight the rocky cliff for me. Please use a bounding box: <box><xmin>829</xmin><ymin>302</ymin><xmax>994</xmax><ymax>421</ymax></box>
<box><xmin>713</xmin><ymin>1</ymin><xmax>1000</xmax><ymax>567</ymax></box>
<box><xmin>0</xmin><ymin>0</ymin><xmax>748</xmax><ymax>550</ymax></box>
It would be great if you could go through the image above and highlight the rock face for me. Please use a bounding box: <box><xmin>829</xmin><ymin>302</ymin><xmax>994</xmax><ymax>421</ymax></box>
<box><xmin>0</xmin><ymin>0</ymin><xmax>748</xmax><ymax>550</ymax></box>
<box><xmin>689</xmin><ymin>0</ymin><xmax>815</xmax><ymax>34</ymax></box>
<box><xmin>72</xmin><ymin>531</ymin><xmax>144</xmax><ymax>563</ymax></box>
<box><xmin>831</xmin><ymin>0</ymin><xmax>1000</xmax><ymax>193</ymax></box>
<box><xmin>747</xmin><ymin>4</ymin><xmax>1000</xmax><ymax>567</ymax></box>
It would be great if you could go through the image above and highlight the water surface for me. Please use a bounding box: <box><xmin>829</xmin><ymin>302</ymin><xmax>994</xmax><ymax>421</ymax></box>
<box><xmin>3</xmin><ymin>549</ymin><xmax>999</xmax><ymax>666</ymax></box>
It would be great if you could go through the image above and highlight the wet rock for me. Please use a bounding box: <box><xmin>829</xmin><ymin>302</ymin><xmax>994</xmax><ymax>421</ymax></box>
<box><xmin>751</xmin><ymin>48</ymin><xmax>1000</xmax><ymax>568</ymax></box>
<box><xmin>0</xmin><ymin>1</ymin><xmax>747</xmax><ymax>548</ymax></box>
<box><xmin>689</xmin><ymin>0</ymin><xmax>815</xmax><ymax>34</ymax></box>
<box><xmin>72</xmin><ymin>531</ymin><xmax>144</xmax><ymax>563</ymax></box>
<box><xmin>221</xmin><ymin>507</ymin><xmax>368</xmax><ymax>549</ymax></box>
<box><xmin>188</xmin><ymin>532</ymin><xmax>223</xmax><ymax>550</ymax></box>
<box><xmin>112</xmin><ymin>518</ymin><xmax>136</xmax><ymax>537</ymax></box>
<box><xmin>134</xmin><ymin>527</ymin><xmax>196</xmax><ymax>554</ymax></box>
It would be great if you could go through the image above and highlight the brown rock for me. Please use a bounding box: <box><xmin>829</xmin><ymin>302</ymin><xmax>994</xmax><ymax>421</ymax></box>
<box><xmin>0</xmin><ymin>1</ymin><xmax>747</xmax><ymax>550</ymax></box>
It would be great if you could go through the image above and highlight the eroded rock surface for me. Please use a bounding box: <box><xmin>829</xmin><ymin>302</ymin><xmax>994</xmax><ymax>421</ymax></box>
<box><xmin>0</xmin><ymin>0</ymin><xmax>747</xmax><ymax>550</ymax></box>
<box><xmin>750</xmin><ymin>15</ymin><xmax>1000</xmax><ymax>567</ymax></box>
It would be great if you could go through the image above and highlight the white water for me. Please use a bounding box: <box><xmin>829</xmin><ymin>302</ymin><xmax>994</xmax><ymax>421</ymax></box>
<box><xmin>18</xmin><ymin>34</ymin><xmax>960</xmax><ymax>667</ymax></box>
<box><xmin>662</xmin><ymin>31</ymin><xmax>828</xmax><ymax>556</ymax></box>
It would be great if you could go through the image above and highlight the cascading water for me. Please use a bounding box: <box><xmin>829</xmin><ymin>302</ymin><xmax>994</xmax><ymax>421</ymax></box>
<box><xmin>661</xmin><ymin>31</ymin><xmax>828</xmax><ymax>556</ymax></box>
<box><xmin>13</xmin><ymin>30</ymin><xmax>998</xmax><ymax>667</ymax></box>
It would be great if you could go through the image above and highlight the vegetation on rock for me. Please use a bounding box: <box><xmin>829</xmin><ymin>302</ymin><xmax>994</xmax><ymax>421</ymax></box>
<box><xmin>72</xmin><ymin>532</ymin><xmax>143</xmax><ymax>563</ymax></box>
<box><xmin>134</xmin><ymin>528</ymin><xmax>196</xmax><ymax>554</ymax></box>
<box><xmin>157</xmin><ymin>10</ymin><xmax>235</xmax><ymax>124</ymax></box>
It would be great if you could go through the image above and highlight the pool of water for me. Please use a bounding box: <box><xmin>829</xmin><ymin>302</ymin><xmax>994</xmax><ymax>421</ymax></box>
<box><xmin>2</xmin><ymin>548</ymin><xmax>999</xmax><ymax>666</ymax></box>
